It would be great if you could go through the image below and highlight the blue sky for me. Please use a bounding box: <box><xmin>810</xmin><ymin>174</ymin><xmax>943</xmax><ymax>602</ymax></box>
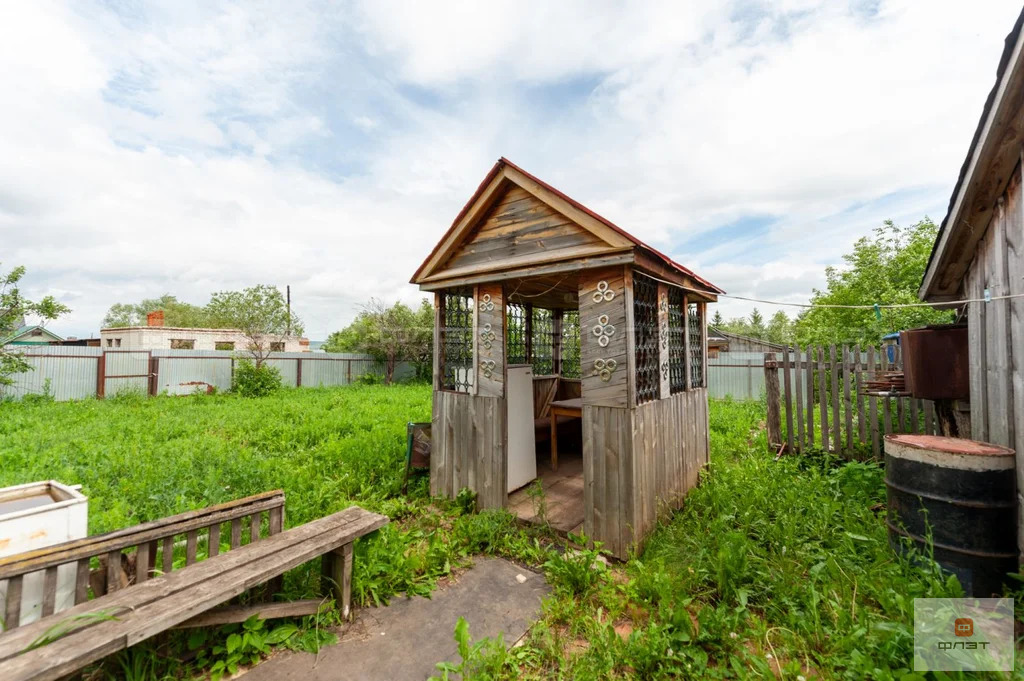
<box><xmin>2</xmin><ymin>0</ymin><xmax>1021</xmax><ymax>339</ymax></box>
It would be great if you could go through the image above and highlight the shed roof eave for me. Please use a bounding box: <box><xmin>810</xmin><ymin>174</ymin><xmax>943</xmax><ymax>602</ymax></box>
<box><xmin>921</xmin><ymin>6</ymin><xmax>1024</xmax><ymax>301</ymax></box>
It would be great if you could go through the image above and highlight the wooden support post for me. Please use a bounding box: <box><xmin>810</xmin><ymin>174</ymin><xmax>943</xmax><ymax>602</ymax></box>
<box><xmin>96</xmin><ymin>352</ymin><xmax>106</xmax><ymax>399</ymax></box>
<box><xmin>682</xmin><ymin>293</ymin><xmax>691</xmax><ymax>390</ymax></box>
<box><xmin>322</xmin><ymin>542</ymin><xmax>355</xmax><ymax>620</ymax></box>
<box><xmin>553</xmin><ymin>309</ymin><xmax>563</xmax><ymax>377</ymax></box>
<box><xmin>136</xmin><ymin>542</ymin><xmax>151</xmax><ymax>584</ymax></box>
<box><xmin>764</xmin><ymin>352</ymin><xmax>782</xmax><ymax>449</ymax></box>
<box><xmin>296</xmin><ymin>358</ymin><xmax>303</xmax><ymax>387</ymax></box>
<box><xmin>794</xmin><ymin>345</ymin><xmax>804</xmax><ymax>454</ymax></box>
<box><xmin>5</xmin><ymin>575</ymin><xmax>22</xmax><ymax>629</ymax></box>
<box><xmin>782</xmin><ymin>347</ymin><xmax>793</xmax><ymax>453</ymax></box>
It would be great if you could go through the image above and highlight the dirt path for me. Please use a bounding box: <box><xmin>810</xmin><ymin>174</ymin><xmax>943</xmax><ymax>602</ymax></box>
<box><xmin>240</xmin><ymin>557</ymin><xmax>549</xmax><ymax>681</ymax></box>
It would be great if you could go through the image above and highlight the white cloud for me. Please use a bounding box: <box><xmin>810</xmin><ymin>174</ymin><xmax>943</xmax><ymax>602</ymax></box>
<box><xmin>1</xmin><ymin>0</ymin><xmax>1020</xmax><ymax>338</ymax></box>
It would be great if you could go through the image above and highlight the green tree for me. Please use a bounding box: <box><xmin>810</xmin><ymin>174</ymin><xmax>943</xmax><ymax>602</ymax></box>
<box><xmin>794</xmin><ymin>218</ymin><xmax>953</xmax><ymax>347</ymax></box>
<box><xmin>711</xmin><ymin>310</ymin><xmax>724</xmax><ymax>328</ymax></box>
<box><xmin>206</xmin><ymin>285</ymin><xmax>302</xmax><ymax>367</ymax></box>
<box><xmin>102</xmin><ymin>294</ymin><xmax>211</xmax><ymax>328</ymax></box>
<box><xmin>747</xmin><ymin>308</ymin><xmax>766</xmax><ymax>338</ymax></box>
<box><xmin>326</xmin><ymin>299</ymin><xmax>432</xmax><ymax>383</ymax></box>
<box><xmin>765</xmin><ymin>310</ymin><xmax>794</xmax><ymax>345</ymax></box>
<box><xmin>1</xmin><ymin>265</ymin><xmax>70</xmax><ymax>386</ymax></box>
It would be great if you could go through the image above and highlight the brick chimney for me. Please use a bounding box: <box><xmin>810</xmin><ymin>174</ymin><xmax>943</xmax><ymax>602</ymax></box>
<box><xmin>147</xmin><ymin>310</ymin><xmax>165</xmax><ymax>327</ymax></box>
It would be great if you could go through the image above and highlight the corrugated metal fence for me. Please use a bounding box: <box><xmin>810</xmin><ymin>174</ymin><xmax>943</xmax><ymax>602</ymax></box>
<box><xmin>0</xmin><ymin>347</ymin><xmax>414</xmax><ymax>401</ymax></box>
<box><xmin>706</xmin><ymin>352</ymin><xmax>795</xmax><ymax>401</ymax></box>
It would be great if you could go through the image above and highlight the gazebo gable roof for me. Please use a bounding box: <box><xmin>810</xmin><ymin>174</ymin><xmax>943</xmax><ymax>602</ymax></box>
<box><xmin>410</xmin><ymin>158</ymin><xmax>723</xmax><ymax>296</ymax></box>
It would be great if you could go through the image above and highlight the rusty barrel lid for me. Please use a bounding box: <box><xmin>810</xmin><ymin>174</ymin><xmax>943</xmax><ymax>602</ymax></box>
<box><xmin>884</xmin><ymin>434</ymin><xmax>1014</xmax><ymax>472</ymax></box>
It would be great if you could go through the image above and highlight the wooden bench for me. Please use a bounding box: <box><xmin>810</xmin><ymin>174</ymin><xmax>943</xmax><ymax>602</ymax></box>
<box><xmin>0</xmin><ymin>490</ymin><xmax>287</xmax><ymax>629</ymax></box>
<box><xmin>0</xmin><ymin>506</ymin><xmax>388</xmax><ymax>681</ymax></box>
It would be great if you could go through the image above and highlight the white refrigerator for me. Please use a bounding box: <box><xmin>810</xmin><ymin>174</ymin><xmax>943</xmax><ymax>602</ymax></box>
<box><xmin>506</xmin><ymin>364</ymin><xmax>537</xmax><ymax>492</ymax></box>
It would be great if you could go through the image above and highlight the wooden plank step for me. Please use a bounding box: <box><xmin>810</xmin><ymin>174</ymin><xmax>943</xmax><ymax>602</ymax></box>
<box><xmin>173</xmin><ymin>599</ymin><xmax>325</xmax><ymax>629</ymax></box>
<box><xmin>0</xmin><ymin>507</ymin><xmax>384</xmax><ymax>665</ymax></box>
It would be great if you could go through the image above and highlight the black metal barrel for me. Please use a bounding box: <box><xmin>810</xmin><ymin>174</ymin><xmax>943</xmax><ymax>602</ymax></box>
<box><xmin>884</xmin><ymin>434</ymin><xmax>1017</xmax><ymax>597</ymax></box>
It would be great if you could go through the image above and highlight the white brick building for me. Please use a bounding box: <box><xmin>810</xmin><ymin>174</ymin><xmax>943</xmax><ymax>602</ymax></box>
<box><xmin>100</xmin><ymin>326</ymin><xmax>309</xmax><ymax>352</ymax></box>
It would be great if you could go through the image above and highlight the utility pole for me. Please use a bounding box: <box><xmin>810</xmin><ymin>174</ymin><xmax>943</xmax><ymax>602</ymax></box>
<box><xmin>286</xmin><ymin>285</ymin><xmax>291</xmax><ymax>336</ymax></box>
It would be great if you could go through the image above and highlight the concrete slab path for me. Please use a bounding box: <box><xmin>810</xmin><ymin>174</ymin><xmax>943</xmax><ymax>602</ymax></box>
<box><xmin>240</xmin><ymin>557</ymin><xmax>549</xmax><ymax>681</ymax></box>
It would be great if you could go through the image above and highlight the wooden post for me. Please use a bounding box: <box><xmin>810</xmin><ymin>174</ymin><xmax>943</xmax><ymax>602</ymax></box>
<box><xmin>805</xmin><ymin>346</ymin><xmax>814</xmax><ymax>449</ymax></box>
<box><xmin>682</xmin><ymin>293</ymin><xmax>691</xmax><ymax>390</ymax></box>
<box><xmin>96</xmin><ymin>352</ymin><xmax>106</xmax><ymax>399</ymax></box>
<box><xmin>764</xmin><ymin>352</ymin><xmax>782</xmax><ymax>449</ymax></box>
<box><xmin>553</xmin><ymin>309</ymin><xmax>563</xmax><ymax>377</ymax></box>
<box><xmin>794</xmin><ymin>345</ymin><xmax>804</xmax><ymax>454</ymax></box>
<box><xmin>782</xmin><ymin>347</ymin><xmax>794</xmax><ymax>453</ymax></box>
<box><xmin>296</xmin><ymin>358</ymin><xmax>303</xmax><ymax>387</ymax></box>
<box><xmin>322</xmin><ymin>542</ymin><xmax>354</xmax><ymax>620</ymax></box>
<box><xmin>433</xmin><ymin>292</ymin><xmax>442</xmax><ymax>391</ymax></box>
<box><xmin>830</xmin><ymin>344</ymin><xmax>841</xmax><ymax>455</ymax></box>
<box><xmin>657</xmin><ymin>284</ymin><xmax>671</xmax><ymax>399</ymax></box>
<box><xmin>699</xmin><ymin>302</ymin><xmax>708</xmax><ymax>387</ymax></box>
<box><xmin>843</xmin><ymin>345</ymin><xmax>853</xmax><ymax>457</ymax></box>
<box><xmin>148</xmin><ymin>357</ymin><xmax>159</xmax><ymax>396</ymax></box>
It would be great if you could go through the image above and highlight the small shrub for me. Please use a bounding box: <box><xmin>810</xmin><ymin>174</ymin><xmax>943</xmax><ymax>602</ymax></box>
<box><xmin>355</xmin><ymin>372</ymin><xmax>384</xmax><ymax>386</ymax></box>
<box><xmin>232</xmin><ymin>359</ymin><xmax>282</xmax><ymax>397</ymax></box>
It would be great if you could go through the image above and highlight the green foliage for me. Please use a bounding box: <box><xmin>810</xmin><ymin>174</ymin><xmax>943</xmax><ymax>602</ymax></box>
<box><xmin>714</xmin><ymin>307</ymin><xmax>794</xmax><ymax>345</ymax></box>
<box><xmin>542</xmin><ymin>534</ymin><xmax>607</xmax><ymax>597</ymax></box>
<box><xmin>432</xmin><ymin>617</ymin><xmax>513</xmax><ymax>681</ymax></box>
<box><xmin>208</xmin><ymin>284</ymin><xmax>302</xmax><ymax>367</ymax></box>
<box><xmin>102</xmin><ymin>294</ymin><xmax>211</xmax><ymax>329</ymax></box>
<box><xmin>190</xmin><ymin>615</ymin><xmax>298</xmax><ymax>680</ymax></box>
<box><xmin>0</xmin><ymin>264</ymin><xmax>69</xmax><ymax>386</ymax></box>
<box><xmin>231</xmin><ymin>358</ymin><xmax>282</xmax><ymax>397</ymax></box>
<box><xmin>325</xmin><ymin>298</ymin><xmax>433</xmax><ymax>383</ymax></box>
<box><xmin>795</xmin><ymin>218</ymin><xmax>954</xmax><ymax>346</ymax></box>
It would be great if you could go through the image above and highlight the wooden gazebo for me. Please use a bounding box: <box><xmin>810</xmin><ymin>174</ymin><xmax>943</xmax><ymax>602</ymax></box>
<box><xmin>411</xmin><ymin>158</ymin><xmax>723</xmax><ymax>558</ymax></box>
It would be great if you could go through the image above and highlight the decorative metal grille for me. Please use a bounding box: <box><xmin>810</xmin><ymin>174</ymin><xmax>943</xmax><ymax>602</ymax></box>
<box><xmin>668</xmin><ymin>288</ymin><xmax>686</xmax><ymax>393</ymax></box>
<box><xmin>633</xmin><ymin>273</ymin><xmax>659</xmax><ymax>404</ymax></box>
<box><xmin>506</xmin><ymin>302</ymin><xmax>528</xmax><ymax>365</ymax></box>
<box><xmin>560</xmin><ymin>310</ymin><xmax>581</xmax><ymax>379</ymax></box>
<box><xmin>688</xmin><ymin>303</ymin><xmax>704</xmax><ymax>388</ymax></box>
<box><xmin>440</xmin><ymin>289</ymin><xmax>473</xmax><ymax>392</ymax></box>
<box><xmin>531</xmin><ymin>307</ymin><xmax>555</xmax><ymax>375</ymax></box>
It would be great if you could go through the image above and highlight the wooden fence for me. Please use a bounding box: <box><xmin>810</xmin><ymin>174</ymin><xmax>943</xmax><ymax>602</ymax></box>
<box><xmin>764</xmin><ymin>344</ymin><xmax>945</xmax><ymax>459</ymax></box>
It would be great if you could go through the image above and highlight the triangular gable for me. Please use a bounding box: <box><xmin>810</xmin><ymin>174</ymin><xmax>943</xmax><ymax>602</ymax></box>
<box><xmin>412</xmin><ymin>161</ymin><xmax>633</xmax><ymax>285</ymax></box>
<box><xmin>3</xmin><ymin>325</ymin><xmax>63</xmax><ymax>344</ymax></box>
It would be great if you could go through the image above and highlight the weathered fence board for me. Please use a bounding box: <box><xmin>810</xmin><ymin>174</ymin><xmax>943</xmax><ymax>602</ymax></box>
<box><xmin>764</xmin><ymin>344</ymin><xmax>939</xmax><ymax>459</ymax></box>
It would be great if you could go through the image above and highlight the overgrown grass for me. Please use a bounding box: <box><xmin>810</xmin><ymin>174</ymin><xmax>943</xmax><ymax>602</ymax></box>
<box><xmin>437</xmin><ymin>399</ymin><xmax>1023</xmax><ymax>680</ymax></box>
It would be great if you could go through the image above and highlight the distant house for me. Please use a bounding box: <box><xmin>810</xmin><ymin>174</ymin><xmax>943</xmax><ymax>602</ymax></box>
<box><xmin>708</xmin><ymin>327</ymin><xmax>787</xmax><ymax>355</ymax></box>
<box><xmin>918</xmin><ymin>8</ymin><xmax>1024</xmax><ymax>563</ymax></box>
<box><xmin>101</xmin><ymin>311</ymin><xmax>309</xmax><ymax>352</ymax></box>
<box><xmin>2</xmin><ymin>325</ymin><xmax>63</xmax><ymax>346</ymax></box>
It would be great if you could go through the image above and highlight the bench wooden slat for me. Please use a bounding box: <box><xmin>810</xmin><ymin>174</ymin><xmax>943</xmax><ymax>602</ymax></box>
<box><xmin>3</xmin><ymin>508</ymin><xmax>387</xmax><ymax>681</ymax></box>
<box><xmin>0</xmin><ymin>491</ymin><xmax>285</xmax><ymax>580</ymax></box>
<box><xmin>5</xmin><ymin>575</ymin><xmax>23</xmax><ymax>629</ymax></box>
<box><xmin>135</xmin><ymin>543</ymin><xmax>150</xmax><ymax>584</ymax></box>
<box><xmin>185</xmin><ymin>531</ymin><xmax>198</xmax><ymax>566</ymax></box>
<box><xmin>74</xmin><ymin>560</ymin><xmax>89</xmax><ymax>605</ymax></box>
<box><xmin>230</xmin><ymin>519</ymin><xmax>241</xmax><ymax>549</ymax></box>
<box><xmin>250</xmin><ymin>514</ymin><xmax>260</xmax><ymax>544</ymax></box>
<box><xmin>173</xmin><ymin>599</ymin><xmax>324</xmax><ymax>629</ymax></box>
<box><xmin>105</xmin><ymin>551</ymin><xmax>121</xmax><ymax>593</ymax></box>
<box><xmin>208</xmin><ymin>524</ymin><xmax>220</xmax><ymax>558</ymax></box>
<box><xmin>0</xmin><ymin>507</ymin><xmax>385</xmax><ymax>664</ymax></box>
<box><xmin>40</xmin><ymin>567</ymin><xmax>58</xmax><ymax>618</ymax></box>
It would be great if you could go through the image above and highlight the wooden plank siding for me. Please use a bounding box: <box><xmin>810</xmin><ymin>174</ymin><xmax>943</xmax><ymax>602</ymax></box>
<box><xmin>579</xmin><ymin>267</ymin><xmax>629</xmax><ymax>408</ymax></box>
<box><xmin>441</xmin><ymin>186</ymin><xmax>611</xmax><ymax>278</ymax></box>
<box><xmin>430</xmin><ymin>391</ymin><xmax>507</xmax><ymax>510</ymax></box>
<box><xmin>961</xmin><ymin>162</ymin><xmax>1023</xmax><ymax>561</ymax></box>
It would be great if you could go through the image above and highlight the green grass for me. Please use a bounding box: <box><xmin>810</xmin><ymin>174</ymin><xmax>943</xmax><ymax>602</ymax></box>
<box><xmin>3</xmin><ymin>389</ymin><xmax>1021</xmax><ymax>679</ymax></box>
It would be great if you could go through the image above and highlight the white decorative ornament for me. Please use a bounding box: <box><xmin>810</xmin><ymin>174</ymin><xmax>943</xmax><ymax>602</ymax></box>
<box><xmin>592</xmin><ymin>357</ymin><xmax>618</xmax><ymax>382</ymax></box>
<box><xmin>592</xmin><ymin>280</ymin><xmax>615</xmax><ymax>303</ymax></box>
<box><xmin>480</xmin><ymin>322</ymin><xmax>497</xmax><ymax>349</ymax></box>
<box><xmin>592</xmin><ymin>314</ymin><xmax>615</xmax><ymax>347</ymax></box>
<box><xmin>479</xmin><ymin>293</ymin><xmax>495</xmax><ymax>312</ymax></box>
<box><xmin>480</xmin><ymin>359</ymin><xmax>496</xmax><ymax>379</ymax></box>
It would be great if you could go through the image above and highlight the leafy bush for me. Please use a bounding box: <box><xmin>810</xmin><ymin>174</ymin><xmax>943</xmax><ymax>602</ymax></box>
<box><xmin>542</xmin><ymin>533</ymin><xmax>607</xmax><ymax>596</ymax></box>
<box><xmin>232</xmin><ymin>359</ymin><xmax>282</xmax><ymax>397</ymax></box>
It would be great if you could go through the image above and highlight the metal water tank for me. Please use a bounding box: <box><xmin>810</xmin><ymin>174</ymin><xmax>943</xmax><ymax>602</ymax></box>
<box><xmin>884</xmin><ymin>434</ymin><xmax>1016</xmax><ymax>597</ymax></box>
<box><xmin>0</xmin><ymin>481</ymin><xmax>88</xmax><ymax>625</ymax></box>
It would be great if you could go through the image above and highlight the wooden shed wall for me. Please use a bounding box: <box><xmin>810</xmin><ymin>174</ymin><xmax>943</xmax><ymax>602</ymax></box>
<box><xmin>964</xmin><ymin>163</ymin><xmax>1024</xmax><ymax>560</ymax></box>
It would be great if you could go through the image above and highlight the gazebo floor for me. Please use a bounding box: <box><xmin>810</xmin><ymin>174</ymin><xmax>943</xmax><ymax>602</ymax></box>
<box><xmin>509</xmin><ymin>451</ymin><xmax>584</xmax><ymax>535</ymax></box>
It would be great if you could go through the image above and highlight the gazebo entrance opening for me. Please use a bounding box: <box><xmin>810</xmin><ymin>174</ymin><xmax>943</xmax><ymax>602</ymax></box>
<box><xmin>503</xmin><ymin>274</ymin><xmax>584</xmax><ymax>534</ymax></box>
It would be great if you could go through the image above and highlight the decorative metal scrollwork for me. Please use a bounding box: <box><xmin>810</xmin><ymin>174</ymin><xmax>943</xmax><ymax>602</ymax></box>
<box><xmin>591</xmin><ymin>280</ymin><xmax>615</xmax><ymax>303</ymax></box>
<box><xmin>479</xmin><ymin>293</ymin><xmax>495</xmax><ymax>312</ymax></box>
<box><xmin>592</xmin><ymin>357</ymin><xmax>618</xmax><ymax>382</ymax></box>
<box><xmin>480</xmin><ymin>322</ymin><xmax>497</xmax><ymax>349</ymax></box>
<box><xmin>661</xmin><ymin>361</ymin><xmax>669</xmax><ymax>380</ymax></box>
<box><xmin>592</xmin><ymin>314</ymin><xmax>616</xmax><ymax>348</ymax></box>
<box><xmin>480</xmin><ymin>359</ymin><xmax>496</xmax><ymax>379</ymax></box>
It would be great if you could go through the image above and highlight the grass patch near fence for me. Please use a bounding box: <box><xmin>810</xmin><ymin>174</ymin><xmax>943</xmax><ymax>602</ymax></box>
<box><xmin>436</xmin><ymin>399</ymin><xmax>1023</xmax><ymax>680</ymax></box>
<box><xmin>3</xmin><ymin>390</ymin><xmax>1021</xmax><ymax>679</ymax></box>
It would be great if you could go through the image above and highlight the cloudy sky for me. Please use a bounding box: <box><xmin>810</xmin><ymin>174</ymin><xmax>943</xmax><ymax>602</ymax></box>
<box><xmin>3</xmin><ymin>1</ymin><xmax>1021</xmax><ymax>340</ymax></box>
